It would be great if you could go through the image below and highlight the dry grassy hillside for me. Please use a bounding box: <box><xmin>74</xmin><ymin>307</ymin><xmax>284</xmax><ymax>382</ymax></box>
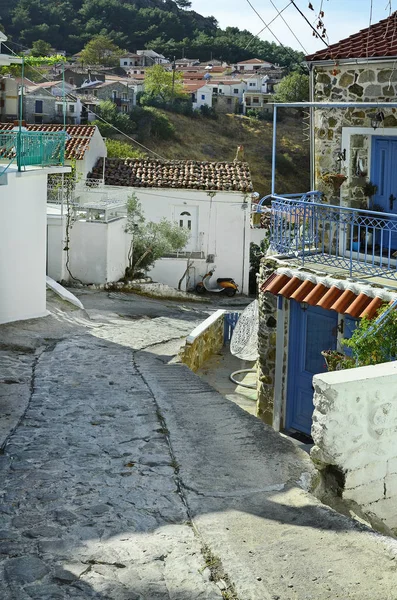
<box><xmin>142</xmin><ymin>111</ymin><xmax>310</xmax><ymax>197</ymax></box>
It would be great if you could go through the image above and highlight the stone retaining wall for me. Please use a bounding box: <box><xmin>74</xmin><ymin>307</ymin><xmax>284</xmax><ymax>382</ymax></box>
<box><xmin>179</xmin><ymin>310</ymin><xmax>225</xmax><ymax>372</ymax></box>
<box><xmin>312</xmin><ymin>361</ymin><xmax>397</xmax><ymax>535</ymax></box>
<box><xmin>256</xmin><ymin>258</ymin><xmax>278</xmax><ymax>425</ymax></box>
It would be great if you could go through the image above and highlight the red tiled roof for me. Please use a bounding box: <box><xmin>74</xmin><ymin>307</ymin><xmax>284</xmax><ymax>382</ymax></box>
<box><xmin>237</xmin><ymin>58</ymin><xmax>269</xmax><ymax>65</ymax></box>
<box><xmin>261</xmin><ymin>273</ymin><xmax>388</xmax><ymax>319</ymax></box>
<box><xmin>0</xmin><ymin>123</ymin><xmax>95</xmax><ymax>160</ymax></box>
<box><xmin>306</xmin><ymin>12</ymin><xmax>397</xmax><ymax>61</ymax></box>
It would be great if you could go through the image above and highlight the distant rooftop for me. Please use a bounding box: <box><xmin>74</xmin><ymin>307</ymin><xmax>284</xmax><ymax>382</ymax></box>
<box><xmin>89</xmin><ymin>158</ymin><xmax>253</xmax><ymax>192</ymax></box>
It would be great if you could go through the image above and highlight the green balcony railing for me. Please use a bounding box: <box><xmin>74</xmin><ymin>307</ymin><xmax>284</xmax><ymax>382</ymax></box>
<box><xmin>0</xmin><ymin>131</ymin><xmax>66</xmax><ymax>172</ymax></box>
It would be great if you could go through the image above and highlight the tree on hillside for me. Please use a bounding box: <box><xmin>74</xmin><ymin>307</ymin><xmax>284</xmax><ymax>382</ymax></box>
<box><xmin>143</xmin><ymin>64</ymin><xmax>186</xmax><ymax>103</ymax></box>
<box><xmin>274</xmin><ymin>72</ymin><xmax>310</xmax><ymax>103</ymax></box>
<box><xmin>31</xmin><ymin>39</ymin><xmax>52</xmax><ymax>57</ymax></box>
<box><xmin>105</xmin><ymin>139</ymin><xmax>145</xmax><ymax>159</ymax></box>
<box><xmin>80</xmin><ymin>35</ymin><xmax>123</xmax><ymax>66</ymax></box>
<box><xmin>125</xmin><ymin>194</ymin><xmax>190</xmax><ymax>278</ymax></box>
<box><xmin>175</xmin><ymin>0</ymin><xmax>192</xmax><ymax>8</ymax></box>
<box><xmin>93</xmin><ymin>100</ymin><xmax>135</xmax><ymax>136</ymax></box>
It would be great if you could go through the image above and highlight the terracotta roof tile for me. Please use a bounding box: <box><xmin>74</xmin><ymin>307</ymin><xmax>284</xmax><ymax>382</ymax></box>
<box><xmin>0</xmin><ymin>123</ymin><xmax>95</xmax><ymax>160</ymax></box>
<box><xmin>89</xmin><ymin>158</ymin><xmax>253</xmax><ymax>192</ymax></box>
<box><xmin>306</xmin><ymin>12</ymin><xmax>397</xmax><ymax>61</ymax></box>
<box><xmin>261</xmin><ymin>273</ymin><xmax>389</xmax><ymax>319</ymax></box>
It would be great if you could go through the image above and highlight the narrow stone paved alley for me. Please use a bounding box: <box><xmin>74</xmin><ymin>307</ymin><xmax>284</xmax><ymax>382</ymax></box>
<box><xmin>1</xmin><ymin>290</ymin><xmax>397</xmax><ymax>600</ymax></box>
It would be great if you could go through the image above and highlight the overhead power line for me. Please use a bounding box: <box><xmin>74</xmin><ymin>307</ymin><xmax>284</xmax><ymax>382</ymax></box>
<box><xmin>244</xmin><ymin>0</ymin><xmax>309</xmax><ymax>69</ymax></box>
<box><xmin>268</xmin><ymin>0</ymin><xmax>309</xmax><ymax>54</ymax></box>
<box><xmin>289</xmin><ymin>0</ymin><xmax>329</xmax><ymax>47</ymax></box>
<box><xmin>244</xmin><ymin>1</ymin><xmax>292</xmax><ymax>50</ymax></box>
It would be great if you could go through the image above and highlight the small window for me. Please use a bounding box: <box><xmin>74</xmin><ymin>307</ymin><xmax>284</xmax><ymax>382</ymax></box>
<box><xmin>124</xmin><ymin>61</ymin><xmax>128</xmax><ymax>66</ymax></box>
<box><xmin>112</xmin><ymin>90</ymin><xmax>117</xmax><ymax>100</ymax></box>
<box><xmin>69</xmin><ymin>104</ymin><xmax>74</xmax><ymax>112</ymax></box>
<box><xmin>56</xmin><ymin>104</ymin><xmax>63</xmax><ymax>115</ymax></box>
<box><xmin>180</xmin><ymin>211</ymin><xmax>192</xmax><ymax>230</ymax></box>
<box><xmin>234</xmin><ymin>88</ymin><xmax>239</xmax><ymax>94</ymax></box>
<box><xmin>69</xmin><ymin>78</ymin><xmax>74</xmax><ymax>85</ymax></box>
<box><xmin>93</xmin><ymin>90</ymin><xmax>97</xmax><ymax>97</ymax></box>
<box><xmin>227</xmin><ymin>98</ymin><xmax>232</xmax><ymax>105</ymax></box>
<box><xmin>201</xmin><ymin>94</ymin><xmax>205</xmax><ymax>100</ymax></box>
<box><xmin>122</xmin><ymin>92</ymin><xmax>127</xmax><ymax>100</ymax></box>
<box><xmin>249</xmin><ymin>82</ymin><xmax>255</xmax><ymax>87</ymax></box>
<box><xmin>35</xmin><ymin>100</ymin><xmax>43</xmax><ymax>113</ymax></box>
<box><xmin>253</xmin><ymin>97</ymin><xmax>259</xmax><ymax>104</ymax></box>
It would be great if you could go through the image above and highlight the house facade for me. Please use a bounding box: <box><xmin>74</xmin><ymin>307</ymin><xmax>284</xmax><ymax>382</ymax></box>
<box><xmin>76</xmin><ymin>80</ymin><xmax>134</xmax><ymax>112</ymax></box>
<box><xmin>255</xmin><ymin>13</ymin><xmax>397</xmax><ymax>532</ymax></box>
<box><xmin>0</xmin><ymin>76</ymin><xmax>19</xmax><ymax>122</ymax></box>
<box><xmin>86</xmin><ymin>158</ymin><xmax>253</xmax><ymax>293</ymax></box>
<box><xmin>24</xmin><ymin>81</ymin><xmax>79</xmax><ymax>124</ymax></box>
<box><xmin>234</xmin><ymin>58</ymin><xmax>274</xmax><ymax>72</ymax></box>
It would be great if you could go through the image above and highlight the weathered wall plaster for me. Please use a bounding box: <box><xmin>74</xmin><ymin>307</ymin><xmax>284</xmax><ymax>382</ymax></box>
<box><xmin>312</xmin><ymin>361</ymin><xmax>397</xmax><ymax>533</ymax></box>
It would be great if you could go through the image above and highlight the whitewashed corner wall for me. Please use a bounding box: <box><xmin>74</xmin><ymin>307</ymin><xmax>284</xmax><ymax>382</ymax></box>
<box><xmin>312</xmin><ymin>361</ymin><xmax>397</xmax><ymax>533</ymax></box>
<box><xmin>0</xmin><ymin>171</ymin><xmax>48</xmax><ymax>324</ymax></box>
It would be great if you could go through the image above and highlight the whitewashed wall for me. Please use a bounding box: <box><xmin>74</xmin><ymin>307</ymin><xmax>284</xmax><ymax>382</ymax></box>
<box><xmin>149</xmin><ymin>257</ymin><xmax>207</xmax><ymax>291</ymax></box>
<box><xmin>68</xmin><ymin>218</ymin><xmax>130</xmax><ymax>284</ymax></box>
<box><xmin>0</xmin><ymin>171</ymin><xmax>48</xmax><ymax>323</ymax></box>
<box><xmin>117</xmin><ymin>187</ymin><xmax>251</xmax><ymax>293</ymax></box>
<box><xmin>250</xmin><ymin>228</ymin><xmax>267</xmax><ymax>246</ymax></box>
<box><xmin>312</xmin><ymin>361</ymin><xmax>397</xmax><ymax>532</ymax></box>
<box><xmin>47</xmin><ymin>214</ymin><xmax>67</xmax><ymax>282</ymax></box>
<box><xmin>74</xmin><ymin>127</ymin><xmax>107</xmax><ymax>179</ymax></box>
<box><xmin>192</xmin><ymin>85</ymin><xmax>213</xmax><ymax>109</ymax></box>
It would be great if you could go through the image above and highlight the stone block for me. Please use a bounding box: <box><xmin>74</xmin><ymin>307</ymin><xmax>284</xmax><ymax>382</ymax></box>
<box><xmin>348</xmin><ymin>84</ymin><xmax>364</xmax><ymax>97</ymax></box>
<box><xmin>378</xmin><ymin>69</ymin><xmax>397</xmax><ymax>83</ymax></box>
<box><xmin>358</xmin><ymin>70</ymin><xmax>375</xmax><ymax>84</ymax></box>
<box><xmin>344</xmin><ymin>480</ymin><xmax>384</xmax><ymax>506</ymax></box>
<box><xmin>317</xmin><ymin>73</ymin><xmax>331</xmax><ymax>84</ymax></box>
<box><xmin>4</xmin><ymin>556</ymin><xmax>50</xmax><ymax>585</ymax></box>
<box><xmin>345</xmin><ymin>462</ymin><xmax>387</xmax><ymax>489</ymax></box>
<box><xmin>382</xmin><ymin>85</ymin><xmax>395</xmax><ymax>97</ymax></box>
<box><xmin>363</xmin><ymin>84</ymin><xmax>382</xmax><ymax>97</ymax></box>
<box><xmin>339</xmin><ymin>73</ymin><xmax>354</xmax><ymax>87</ymax></box>
<box><xmin>382</xmin><ymin>115</ymin><xmax>397</xmax><ymax>127</ymax></box>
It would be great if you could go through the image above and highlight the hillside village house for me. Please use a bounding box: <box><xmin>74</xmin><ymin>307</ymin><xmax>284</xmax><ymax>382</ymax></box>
<box><xmin>256</xmin><ymin>13</ymin><xmax>397</xmax><ymax>533</ymax></box>
<box><xmin>87</xmin><ymin>158</ymin><xmax>253</xmax><ymax>293</ymax></box>
<box><xmin>0</xmin><ymin>37</ymin><xmax>70</xmax><ymax>324</ymax></box>
<box><xmin>75</xmin><ymin>80</ymin><xmax>135</xmax><ymax>112</ymax></box>
<box><xmin>23</xmin><ymin>81</ymin><xmax>80</xmax><ymax>124</ymax></box>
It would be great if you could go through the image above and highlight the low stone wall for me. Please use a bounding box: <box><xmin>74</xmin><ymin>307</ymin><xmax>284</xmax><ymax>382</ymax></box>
<box><xmin>179</xmin><ymin>310</ymin><xmax>225</xmax><ymax>372</ymax></box>
<box><xmin>256</xmin><ymin>258</ymin><xmax>278</xmax><ymax>425</ymax></box>
<box><xmin>312</xmin><ymin>361</ymin><xmax>397</xmax><ymax>534</ymax></box>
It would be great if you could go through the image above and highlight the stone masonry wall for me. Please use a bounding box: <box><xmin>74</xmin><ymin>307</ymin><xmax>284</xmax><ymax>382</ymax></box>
<box><xmin>179</xmin><ymin>313</ymin><xmax>225</xmax><ymax>372</ymax></box>
<box><xmin>312</xmin><ymin>361</ymin><xmax>397</xmax><ymax>535</ymax></box>
<box><xmin>256</xmin><ymin>258</ymin><xmax>278</xmax><ymax>425</ymax></box>
<box><xmin>313</xmin><ymin>62</ymin><xmax>397</xmax><ymax>208</ymax></box>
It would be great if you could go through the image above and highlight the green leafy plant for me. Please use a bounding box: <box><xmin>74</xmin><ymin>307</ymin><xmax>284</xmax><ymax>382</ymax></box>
<box><xmin>125</xmin><ymin>194</ymin><xmax>190</xmax><ymax>278</ymax></box>
<box><xmin>342</xmin><ymin>308</ymin><xmax>397</xmax><ymax>366</ymax></box>
<box><xmin>105</xmin><ymin>139</ymin><xmax>145</xmax><ymax>159</ymax></box>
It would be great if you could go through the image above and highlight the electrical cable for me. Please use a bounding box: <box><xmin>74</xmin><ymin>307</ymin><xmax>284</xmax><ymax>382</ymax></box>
<box><xmin>244</xmin><ymin>0</ymin><xmax>309</xmax><ymax>71</ymax></box>
<box><xmin>289</xmin><ymin>0</ymin><xmax>329</xmax><ymax>47</ymax></box>
<box><xmin>244</xmin><ymin>1</ymin><xmax>293</xmax><ymax>50</ymax></box>
<box><xmin>267</xmin><ymin>0</ymin><xmax>309</xmax><ymax>54</ymax></box>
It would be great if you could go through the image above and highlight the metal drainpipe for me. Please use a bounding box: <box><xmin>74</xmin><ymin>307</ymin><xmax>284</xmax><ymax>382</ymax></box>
<box><xmin>309</xmin><ymin>63</ymin><xmax>315</xmax><ymax>191</ymax></box>
<box><xmin>241</xmin><ymin>199</ymin><xmax>248</xmax><ymax>295</ymax></box>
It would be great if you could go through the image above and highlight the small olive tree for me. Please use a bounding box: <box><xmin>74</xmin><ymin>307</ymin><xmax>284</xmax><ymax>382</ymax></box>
<box><xmin>125</xmin><ymin>194</ymin><xmax>190</xmax><ymax>279</ymax></box>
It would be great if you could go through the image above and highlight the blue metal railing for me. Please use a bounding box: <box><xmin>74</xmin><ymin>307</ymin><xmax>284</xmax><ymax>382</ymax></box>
<box><xmin>0</xmin><ymin>131</ymin><xmax>66</xmax><ymax>172</ymax></box>
<box><xmin>269</xmin><ymin>195</ymin><xmax>397</xmax><ymax>281</ymax></box>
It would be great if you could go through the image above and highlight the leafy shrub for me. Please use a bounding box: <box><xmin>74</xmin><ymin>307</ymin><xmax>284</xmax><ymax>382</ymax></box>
<box><xmin>105</xmin><ymin>139</ymin><xmax>145</xmax><ymax>159</ymax></box>
<box><xmin>197</xmin><ymin>105</ymin><xmax>218</xmax><ymax>119</ymax></box>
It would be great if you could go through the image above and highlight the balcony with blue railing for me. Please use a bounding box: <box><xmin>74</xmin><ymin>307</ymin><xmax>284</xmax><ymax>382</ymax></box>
<box><xmin>263</xmin><ymin>193</ymin><xmax>397</xmax><ymax>284</ymax></box>
<box><xmin>0</xmin><ymin>130</ymin><xmax>66</xmax><ymax>174</ymax></box>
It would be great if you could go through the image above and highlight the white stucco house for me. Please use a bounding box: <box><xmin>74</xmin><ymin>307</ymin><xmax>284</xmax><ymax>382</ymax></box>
<box><xmin>234</xmin><ymin>59</ymin><xmax>274</xmax><ymax>72</ymax></box>
<box><xmin>184</xmin><ymin>82</ymin><xmax>213</xmax><ymax>109</ymax></box>
<box><xmin>87</xmin><ymin>158</ymin><xmax>253</xmax><ymax>293</ymax></box>
<box><xmin>0</xmin><ymin>43</ymin><xmax>71</xmax><ymax>324</ymax></box>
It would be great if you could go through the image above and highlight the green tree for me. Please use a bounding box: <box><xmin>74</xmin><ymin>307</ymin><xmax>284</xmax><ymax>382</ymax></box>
<box><xmin>175</xmin><ymin>0</ymin><xmax>192</xmax><ymax>8</ymax></box>
<box><xmin>105</xmin><ymin>139</ymin><xmax>145</xmax><ymax>159</ymax></box>
<box><xmin>143</xmin><ymin>64</ymin><xmax>186</xmax><ymax>103</ymax></box>
<box><xmin>80</xmin><ymin>34</ymin><xmax>123</xmax><ymax>66</ymax></box>
<box><xmin>274</xmin><ymin>72</ymin><xmax>309</xmax><ymax>103</ymax></box>
<box><xmin>31</xmin><ymin>39</ymin><xmax>52</xmax><ymax>56</ymax></box>
<box><xmin>93</xmin><ymin>100</ymin><xmax>135</xmax><ymax>135</ymax></box>
<box><xmin>125</xmin><ymin>194</ymin><xmax>190</xmax><ymax>278</ymax></box>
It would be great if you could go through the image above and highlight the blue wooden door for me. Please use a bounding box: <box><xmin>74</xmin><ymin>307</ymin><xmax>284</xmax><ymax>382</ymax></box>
<box><xmin>371</xmin><ymin>136</ymin><xmax>397</xmax><ymax>250</ymax></box>
<box><xmin>286</xmin><ymin>300</ymin><xmax>338</xmax><ymax>435</ymax></box>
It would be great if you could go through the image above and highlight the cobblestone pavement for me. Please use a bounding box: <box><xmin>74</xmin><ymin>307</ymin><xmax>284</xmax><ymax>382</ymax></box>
<box><xmin>0</xmin><ymin>296</ymin><xmax>222</xmax><ymax>600</ymax></box>
<box><xmin>1</xmin><ymin>291</ymin><xmax>397</xmax><ymax>600</ymax></box>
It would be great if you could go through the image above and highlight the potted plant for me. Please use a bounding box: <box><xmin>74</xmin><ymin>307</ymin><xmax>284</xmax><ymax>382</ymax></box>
<box><xmin>362</xmin><ymin>180</ymin><xmax>378</xmax><ymax>210</ymax></box>
<box><xmin>321</xmin><ymin>349</ymin><xmax>354</xmax><ymax>372</ymax></box>
<box><xmin>321</xmin><ymin>172</ymin><xmax>347</xmax><ymax>192</ymax></box>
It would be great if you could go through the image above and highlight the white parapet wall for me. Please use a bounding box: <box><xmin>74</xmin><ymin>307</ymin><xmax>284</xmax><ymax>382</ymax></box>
<box><xmin>312</xmin><ymin>361</ymin><xmax>397</xmax><ymax>533</ymax></box>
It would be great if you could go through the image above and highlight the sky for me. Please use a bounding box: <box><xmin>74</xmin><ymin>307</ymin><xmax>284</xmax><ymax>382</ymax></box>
<box><xmin>190</xmin><ymin>0</ymin><xmax>394</xmax><ymax>55</ymax></box>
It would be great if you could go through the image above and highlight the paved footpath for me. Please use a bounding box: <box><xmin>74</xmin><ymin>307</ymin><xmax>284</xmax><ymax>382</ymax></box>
<box><xmin>1</xmin><ymin>292</ymin><xmax>397</xmax><ymax>599</ymax></box>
